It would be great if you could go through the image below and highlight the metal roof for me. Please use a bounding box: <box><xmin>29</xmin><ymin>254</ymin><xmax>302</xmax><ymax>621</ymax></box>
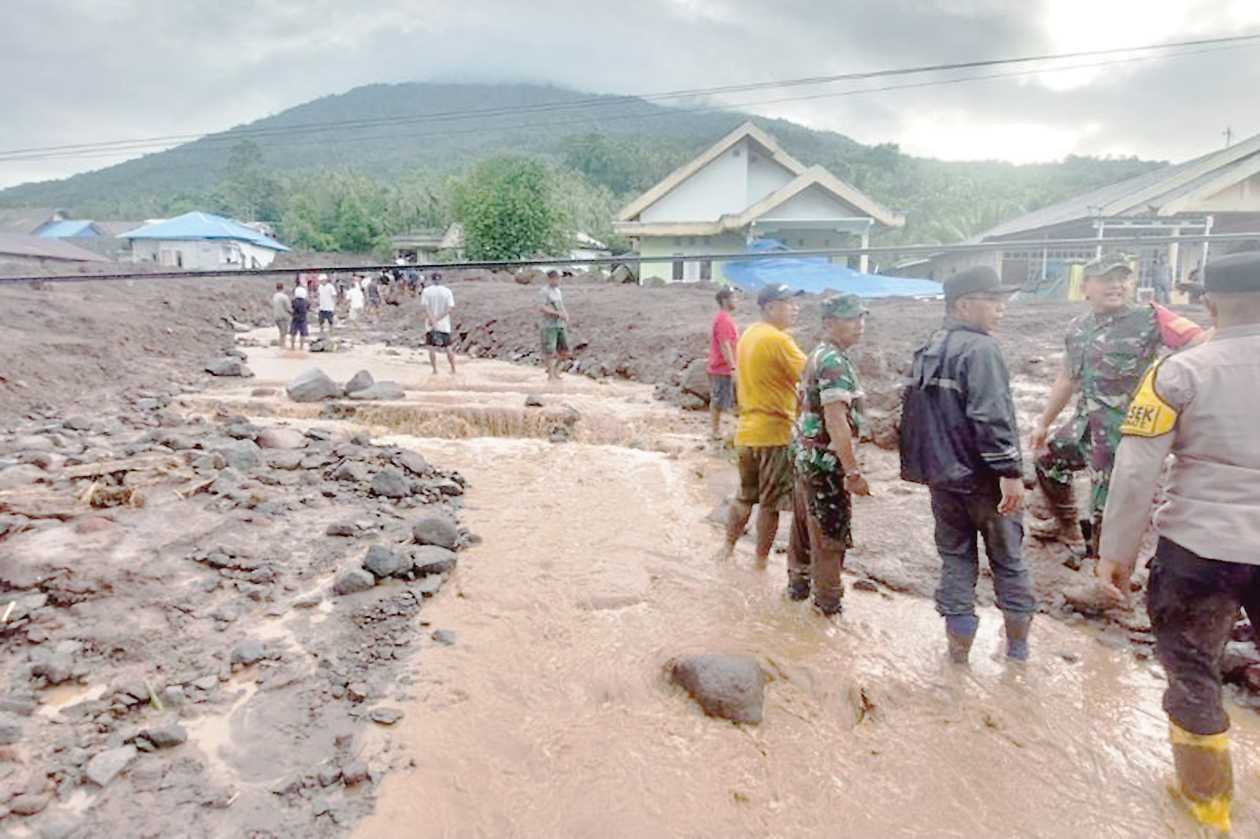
<box><xmin>35</xmin><ymin>219</ymin><xmax>99</xmax><ymax>238</ymax></box>
<box><xmin>0</xmin><ymin>233</ymin><xmax>111</xmax><ymax>262</ymax></box>
<box><xmin>117</xmin><ymin>211</ymin><xmax>289</xmax><ymax>251</ymax></box>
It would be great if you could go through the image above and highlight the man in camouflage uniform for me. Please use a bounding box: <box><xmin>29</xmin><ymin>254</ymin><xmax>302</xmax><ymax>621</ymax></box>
<box><xmin>1031</xmin><ymin>256</ymin><xmax>1204</xmax><ymax>560</ymax></box>
<box><xmin>786</xmin><ymin>294</ymin><xmax>872</xmax><ymax>616</ymax></box>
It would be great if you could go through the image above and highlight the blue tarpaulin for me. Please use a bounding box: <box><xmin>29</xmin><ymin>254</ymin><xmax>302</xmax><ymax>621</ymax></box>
<box><xmin>724</xmin><ymin>239</ymin><xmax>942</xmax><ymax>298</ymax></box>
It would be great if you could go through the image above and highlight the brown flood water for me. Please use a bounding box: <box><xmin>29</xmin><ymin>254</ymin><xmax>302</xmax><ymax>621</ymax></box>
<box><xmin>351</xmin><ymin>434</ymin><xmax>1260</xmax><ymax>838</ymax></box>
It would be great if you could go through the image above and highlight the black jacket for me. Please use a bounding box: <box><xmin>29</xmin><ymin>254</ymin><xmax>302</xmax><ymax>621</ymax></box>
<box><xmin>899</xmin><ymin>318</ymin><xmax>1023</xmax><ymax>491</ymax></box>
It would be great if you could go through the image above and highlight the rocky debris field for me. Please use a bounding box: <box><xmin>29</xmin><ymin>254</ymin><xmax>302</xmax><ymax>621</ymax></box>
<box><xmin>0</xmin><ymin>378</ymin><xmax>471</xmax><ymax>836</ymax></box>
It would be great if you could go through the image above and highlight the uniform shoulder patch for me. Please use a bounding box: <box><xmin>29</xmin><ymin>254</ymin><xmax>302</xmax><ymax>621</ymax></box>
<box><xmin>1120</xmin><ymin>359</ymin><xmax>1177</xmax><ymax>437</ymax></box>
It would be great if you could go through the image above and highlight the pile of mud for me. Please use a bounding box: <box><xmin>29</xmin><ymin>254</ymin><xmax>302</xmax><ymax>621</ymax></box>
<box><xmin>0</xmin><ymin>381</ymin><xmax>469</xmax><ymax>835</ymax></box>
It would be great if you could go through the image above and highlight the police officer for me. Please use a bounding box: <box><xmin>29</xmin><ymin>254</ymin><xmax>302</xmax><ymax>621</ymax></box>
<box><xmin>787</xmin><ymin>294</ymin><xmax>871</xmax><ymax>617</ymax></box>
<box><xmin>1097</xmin><ymin>251</ymin><xmax>1260</xmax><ymax>834</ymax></box>
<box><xmin>1030</xmin><ymin>256</ymin><xmax>1205</xmax><ymax>561</ymax></box>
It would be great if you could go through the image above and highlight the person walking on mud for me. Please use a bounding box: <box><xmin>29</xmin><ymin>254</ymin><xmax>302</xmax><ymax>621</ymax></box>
<box><xmin>421</xmin><ymin>272</ymin><xmax>457</xmax><ymax>375</ymax></box>
<box><xmin>719</xmin><ymin>284</ymin><xmax>807</xmax><ymax>565</ymax></box>
<box><xmin>1097</xmin><ymin>252</ymin><xmax>1260</xmax><ymax>834</ymax></box>
<box><xmin>786</xmin><ymin>294</ymin><xmax>871</xmax><ymax>616</ymax></box>
<box><xmin>271</xmin><ymin>281</ymin><xmax>291</xmax><ymax>346</ymax></box>
<box><xmin>1029</xmin><ymin>256</ymin><xmax>1203</xmax><ymax>563</ymax></box>
<box><xmin>706</xmin><ymin>286</ymin><xmax>740</xmax><ymax>441</ymax></box>
<box><xmin>538</xmin><ymin>270</ymin><xmax>570</xmax><ymax>381</ymax></box>
<box><xmin>289</xmin><ymin>276</ymin><xmax>309</xmax><ymax>351</ymax></box>
<box><xmin>900</xmin><ymin>266</ymin><xmax>1035</xmax><ymax>663</ymax></box>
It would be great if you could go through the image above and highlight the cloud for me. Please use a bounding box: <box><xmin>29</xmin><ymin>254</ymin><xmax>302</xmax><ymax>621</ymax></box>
<box><xmin>0</xmin><ymin>0</ymin><xmax>1256</xmax><ymax>188</ymax></box>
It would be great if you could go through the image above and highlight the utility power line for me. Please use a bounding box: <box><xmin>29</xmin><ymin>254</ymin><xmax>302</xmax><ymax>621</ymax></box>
<box><xmin>0</xmin><ymin>32</ymin><xmax>1256</xmax><ymax>164</ymax></box>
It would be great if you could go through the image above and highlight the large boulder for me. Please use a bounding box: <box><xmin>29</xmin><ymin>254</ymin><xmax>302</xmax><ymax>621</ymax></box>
<box><xmin>344</xmin><ymin>369</ymin><xmax>375</xmax><ymax>396</ymax></box>
<box><xmin>669</xmin><ymin>654</ymin><xmax>767</xmax><ymax>724</ymax></box>
<box><xmin>412</xmin><ymin>513</ymin><xmax>459</xmax><ymax>549</ymax></box>
<box><xmin>680</xmin><ymin>358</ymin><xmax>711</xmax><ymax>401</ymax></box>
<box><xmin>205</xmin><ymin>357</ymin><xmax>253</xmax><ymax>377</ymax></box>
<box><xmin>410</xmin><ymin>545</ymin><xmax>458</xmax><ymax>576</ymax></box>
<box><xmin>256</xmin><ymin>427</ymin><xmax>307</xmax><ymax>450</ymax></box>
<box><xmin>363</xmin><ymin>545</ymin><xmax>405</xmax><ymax>579</ymax></box>
<box><xmin>286</xmin><ymin>368</ymin><xmax>341</xmax><ymax>403</ymax></box>
<box><xmin>347</xmin><ymin>382</ymin><xmax>406</xmax><ymax>401</ymax></box>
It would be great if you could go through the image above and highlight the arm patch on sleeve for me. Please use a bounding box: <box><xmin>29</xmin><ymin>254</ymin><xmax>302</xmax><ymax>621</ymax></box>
<box><xmin>1120</xmin><ymin>360</ymin><xmax>1177</xmax><ymax>437</ymax></box>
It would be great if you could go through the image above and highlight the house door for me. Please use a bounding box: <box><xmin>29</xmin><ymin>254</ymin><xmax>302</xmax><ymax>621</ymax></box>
<box><xmin>683</xmin><ymin>259</ymin><xmax>701</xmax><ymax>282</ymax></box>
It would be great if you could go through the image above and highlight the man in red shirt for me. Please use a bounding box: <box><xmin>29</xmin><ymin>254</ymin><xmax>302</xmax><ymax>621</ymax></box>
<box><xmin>707</xmin><ymin>287</ymin><xmax>739</xmax><ymax>440</ymax></box>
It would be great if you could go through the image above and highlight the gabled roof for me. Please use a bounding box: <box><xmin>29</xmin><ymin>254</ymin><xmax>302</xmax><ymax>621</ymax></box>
<box><xmin>978</xmin><ymin>130</ymin><xmax>1260</xmax><ymax>240</ymax></box>
<box><xmin>118</xmin><ymin>211</ymin><xmax>289</xmax><ymax>251</ymax></box>
<box><xmin>34</xmin><ymin>219</ymin><xmax>99</xmax><ymax>238</ymax></box>
<box><xmin>734</xmin><ymin>165</ymin><xmax>904</xmax><ymax>229</ymax></box>
<box><xmin>0</xmin><ymin>233</ymin><xmax>111</xmax><ymax>262</ymax></box>
<box><xmin>617</xmin><ymin>121</ymin><xmax>808</xmax><ymax>222</ymax></box>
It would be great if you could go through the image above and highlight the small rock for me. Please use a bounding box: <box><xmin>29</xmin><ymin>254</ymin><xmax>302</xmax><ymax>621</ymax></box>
<box><xmin>141</xmin><ymin>721</ymin><xmax>188</xmax><ymax>749</ymax></box>
<box><xmin>318</xmin><ymin>766</ymin><xmax>341</xmax><ymax>787</ymax></box>
<box><xmin>347</xmin><ymin>382</ymin><xmax>406</xmax><ymax>401</ymax></box>
<box><xmin>161</xmin><ymin>686</ymin><xmax>187</xmax><ymax>707</ymax></box>
<box><xmin>669</xmin><ymin>654</ymin><xmax>768</xmax><ymax>725</ymax></box>
<box><xmin>85</xmin><ymin>744</ymin><xmax>138</xmax><ymax>786</ymax></box>
<box><xmin>415</xmin><ymin>576</ymin><xmax>443</xmax><ymax>597</ymax></box>
<box><xmin>411</xmin><ymin>545</ymin><xmax>457</xmax><ymax>576</ymax></box>
<box><xmin>370</xmin><ymin>467</ymin><xmax>411</xmax><ymax>499</ymax></box>
<box><xmin>213</xmin><ymin>439</ymin><xmax>262</xmax><ymax>471</ymax></box>
<box><xmin>75</xmin><ymin>515</ymin><xmax>114</xmax><ymax>534</ymax></box>
<box><xmin>286</xmin><ymin>368</ymin><xmax>341</xmax><ymax>403</ymax></box>
<box><xmin>525</xmin><ymin>395</ymin><xmax>544</xmax><ymax>408</ymax></box>
<box><xmin>330</xmin><ymin>460</ymin><xmax>370</xmax><ymax>483</ymax></box>
<box><xmin>256</xmin><ymin>427</ymin><xmax>307</xmax><ymax>450</ymax></box>
<box><xmin>326</xmin><ymin>521</ymin><xmax>359</xmax><ymax>537</ymax></box>
<box><xmin>431</xmin><ymin>629</ymin><xmax>457</xmax><ymax>646</ymax></box>
<box><xmin>369</xmin><ymin>707</ymin><xmax>404</xmax><ymax>726</ymax></box>
<box><xmin>231</xmin><ymin>639</ymin><xmax>265</xmax><ymax>667</ymax></box>
<box><xmin>392</xmin><ymin>450</ymin><xmax>429</xmax><ymax>476</ymax></box>
<box><xmin>344</xmin><ymin>370</ymin><xmax>375</xmax><ymax>396</ymax></box>
<box><xmin>363</xmin><ymin>545</ymin><xmax>405</xmax><ymax>579</ymax></box>
<box><xmin>268</xmin><ymin>450</ymin><xmax>305</xmax><ymax>471</ymax></box>
<box><xmin>341</xmin><ymin>761</ymin><xmax>370</xmax><ymax>786</ymax></box>
<box><xmin>333</xmin><ymin>568</ymin><xmax>375</xmax><ymax>596</ymax></box>
<box><xmin>9</xmin><ymin>793</ymin><xmax>50</xmax><ymax>816</ymax></box>
<box><xmin>205</xmin><ymin>357</ymin><xmax>253</xmax><ymax>377</ymax></box>
<box><xmin>412</xmin><ymin>513</ymin><xmax>459</xmax><ymax>549</ymax></box>
<box><xmin>347</xmin><ymin>682</ymin><xmax>370</xmax><ymax>702</ymax></box>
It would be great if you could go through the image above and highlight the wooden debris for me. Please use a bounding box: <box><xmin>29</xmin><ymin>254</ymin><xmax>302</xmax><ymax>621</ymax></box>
<box><xmin>63</xmin><ymin>455</ymin><xmax>182</xmax><ymax>481</ymax></box>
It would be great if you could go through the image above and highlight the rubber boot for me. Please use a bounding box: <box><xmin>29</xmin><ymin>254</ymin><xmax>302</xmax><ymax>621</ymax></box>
<box><xmin>1003</xmin><ymin>612</ymin><xmax>1033</xmax><ymax>661</ymax></box>
<box><xmin>785</xmin><ymin>576</ymin><xmax>810</xmax><ymax>602</ymax></box>
<box><xmin>1169</xmin><ymin>722</ymin><xmax>1233</xmax><ymax>833</ymax></box>
<box><xmin>1032</xmin><ymin>472</ymin><xmax>1086</xmax><ymax>549</ymax></box>
<box><xmin>945</xmin><ymin>615</ymin><xmax>979</xmax><ymax>665</ymax></box>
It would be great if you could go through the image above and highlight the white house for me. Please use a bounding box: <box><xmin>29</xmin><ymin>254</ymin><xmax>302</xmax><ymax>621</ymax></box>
<box><xmin>119</xmin><ymin>211</ymin><xmax>290</xmax><ymax>270</ymax></box>
<box><xmin>613</xmin><ymin>122</ymin><xmax>903</xmax><ymax>283</ymax></box>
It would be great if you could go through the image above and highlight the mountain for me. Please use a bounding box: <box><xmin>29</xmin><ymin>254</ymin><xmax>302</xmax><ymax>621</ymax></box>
<box><xmin>0</xmin><ymin>82</ymin><xmax>1165</xmax><ymax>243</ymax></box>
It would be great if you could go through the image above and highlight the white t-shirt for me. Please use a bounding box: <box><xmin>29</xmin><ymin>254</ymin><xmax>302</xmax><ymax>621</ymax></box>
<box><xmin>294</xmin><ymin>285</ymin><xmax>308</xmax><ymax>300</ymax></box>
<box><xmin>420</xmin><ymin>284</ymin><xmax>455</xmax><ymax>333</ymax></box>
<box><xmin>318</xmin><ymin>283</ymin><xmax>336</xmax><ymax>312</ymax></box>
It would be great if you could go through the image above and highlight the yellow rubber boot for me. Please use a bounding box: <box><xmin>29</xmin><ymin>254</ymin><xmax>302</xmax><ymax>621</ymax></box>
<box><xmin>1169</xmin><ymin>722</ymin><xmax>1233</xmax><ymax>833</ymax></box>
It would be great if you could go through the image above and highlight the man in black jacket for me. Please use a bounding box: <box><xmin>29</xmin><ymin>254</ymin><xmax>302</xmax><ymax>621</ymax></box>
<box><xmin>900</xmin><ymin>266</ymin><xmax>1035</xmax><ymax>664</ymax></box>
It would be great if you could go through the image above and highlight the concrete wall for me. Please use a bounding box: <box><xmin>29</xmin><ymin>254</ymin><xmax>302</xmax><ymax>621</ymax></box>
<box><xmin>638</xmin><ymin>233</ymin><xmax>747</xmax><ymax>283</ymax></box>
<box><xmin>641</xmin><ymin>138</ymin><xmax>796</xmax><ymax>223</ymax></box>
<box><xmin>1192</xmin><ymin>171</ymin><xmax>1260</xmax><ymax>212</ymax></box>
<box><xmin>130</xmin><ymin>239</ymin><xmax>280</xmax><ymax>270</ymax></box>
<box><xmin>766</xmin><ymin>185</ymin><xmax>856</xmax><ymax>220</ymax></box>
<box><xmin>746</xmin><ymin>148</ymin><xmax>796</xmax><ymax>207</ymax></box>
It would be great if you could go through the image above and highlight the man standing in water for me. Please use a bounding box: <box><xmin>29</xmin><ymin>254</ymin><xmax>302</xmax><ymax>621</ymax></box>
<box><xmin>538</xmin><ymin>270</ymin><xmax>570</xmax><ymax>381</ymax></box>
<box><xmin>787</xmin><ymin>294</ymin><xmax>871</xmax><ymax>616</ymax></box>
<box><xmin>900</xmin><ymin>266</ymin><xmax>1035</xmax><ymax>663</ymax></box>
<box><xmin>1098</xmin><ymin>252</ymin><xmax>1260</xmax><ymax>834</ymax></box>
<box><xmin>1030</xmin><ymin>257</ymin><xmax>1202</xmax><ymax>563</ymax></box>
<box><xmin>720</xmin><ymin>284</ymin><xmax>806</xmax><ymax>565</ymax></box>
<box><xmin>289</xmin><ymin>275</ymin><xmax>309</xmax><ymax>351</ymax></box>
<box><xmin>706</xmin><ymin>286</ymin><xmax>739</xmax><ymax>441</ymax></box>
<box><xmin>420</xmin><ymin>272</ymin><xmax>457</xmax><ymax>375</ymax></box>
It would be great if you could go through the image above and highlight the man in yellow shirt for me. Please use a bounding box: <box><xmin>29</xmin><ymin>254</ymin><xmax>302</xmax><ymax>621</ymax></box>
<box><xmin>721</xmin><ymin>284</ymin><xmax>807</xmax><ymax>563</ymax></box>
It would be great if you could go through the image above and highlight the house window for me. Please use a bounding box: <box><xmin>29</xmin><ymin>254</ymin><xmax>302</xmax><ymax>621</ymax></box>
<box><xmin>700</xmin><ymin>260</ymin><xmax>712</xmax><ymax>281</ymax></box>
<box><xmin>672</xmin><ymin>254</ymin><xmax>684</xmax><ymax>282</ymax></box>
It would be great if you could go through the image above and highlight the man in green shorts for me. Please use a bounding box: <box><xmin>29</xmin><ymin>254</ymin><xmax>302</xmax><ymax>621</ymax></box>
<box><xmin>538</xmin><ymin>270</ymin><xmax>570</xmax><ymax>381</ymax></box>
<box><xmin>787</xmin><ymin>293</ymin><xmax>872</xmax><ymax>616</ymax></box>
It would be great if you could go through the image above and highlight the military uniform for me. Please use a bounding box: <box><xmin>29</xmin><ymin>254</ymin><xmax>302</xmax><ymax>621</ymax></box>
<box><xmin>1099</xmin><ymin>251</ymin><xmax>1260</xmax><ymax>833</ymax></box>
<box><xmin>1037</xmin><ymin>300</ymin><xmax>1202</xmax><ymax>554</ymax></box>
<box><xmin>786</xmin><ymin>294</ymin><xmax>867</xmax><ymax>614</ymax></box>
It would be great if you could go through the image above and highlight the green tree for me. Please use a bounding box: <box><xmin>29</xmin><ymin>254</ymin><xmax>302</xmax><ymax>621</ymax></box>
<box><xmin>218</xmin><ymin>140</ymin><xmax>281</xmax><ymax>222</ymax></box>
<box><xmin>452</xmin><ymin>157</ymin><xmax>565</xmax><ymax>260</ymax></box>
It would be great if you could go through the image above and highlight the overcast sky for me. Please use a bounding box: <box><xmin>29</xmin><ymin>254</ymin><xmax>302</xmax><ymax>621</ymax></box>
<box><xmin>3</xmin><ymin>0</ymin><xmax>1259</xmax><ymax>189</ymax></box>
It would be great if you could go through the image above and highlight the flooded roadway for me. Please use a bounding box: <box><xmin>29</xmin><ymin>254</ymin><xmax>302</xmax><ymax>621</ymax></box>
<box><xmin>217</xmin><ymin>335</ymin><xmax>1260</xmax><ymax>838</ymax></box>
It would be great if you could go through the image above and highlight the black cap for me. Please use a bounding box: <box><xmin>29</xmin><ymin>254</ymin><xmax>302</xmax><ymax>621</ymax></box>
<box><xmin>757</xmin><ymin>283</ymin><xmax>803</xmax><ymax>306</ymax></box>
<box><xmin>1205</xmin><ymin>252</ymin><xmax>1260</xmax><ymax>293</ymax></box>
<box><xmin>943</xmin><ymin>266</ymin><xmax>1021</xmax><ymax>302</ymax></box>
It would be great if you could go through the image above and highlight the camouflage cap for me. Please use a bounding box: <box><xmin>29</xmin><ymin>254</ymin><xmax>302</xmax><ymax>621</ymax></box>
<box><xmin>821</xmin><ymin>293</ymin><xmax>868</xmax><ymax>320</ymax></box>
<box><xmin>1082</xmin><ymin>256</ymin><xmax>1134</xmax><ymax>279</ymax></box>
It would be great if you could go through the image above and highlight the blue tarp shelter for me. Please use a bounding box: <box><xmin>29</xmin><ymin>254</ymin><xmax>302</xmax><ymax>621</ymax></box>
<box><xmin>724</xmin><ymin>239</ymin><xmax>941</xmax><ymax>298</ymax></box>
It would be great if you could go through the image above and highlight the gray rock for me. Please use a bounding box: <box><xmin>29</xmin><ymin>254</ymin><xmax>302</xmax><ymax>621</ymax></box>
<box><xmin>410</xmin><ymin>545</ymin><xmax>457</xmax><ymax>576</ymax></box>
<box><xmin>161</xmin><ymin>686</ymin><xmax>186</xmax><ymax>707</ymax></box>
<box><xmin>286</xmin><ymin>368</ymin><xmax>341</xmax><ymax>403</ymax></box>
<box><xmin>347</xmin><ymin>382</ymin><xmax>406</xmax><ymax>401</ymax></box>
<box><xmin>268</xmin><ymin>450</ymin><xmax>305</xmax><ymax>471</ymax></box>
<box><xmin>333</xmin><ymin>568</ymin><xmax>376</xmax><ymax>596</ymax></box>
<box><xmin>415</xmin><ymin>576</ymin><xmax>443</xmax><ymax>597</ymax></box>
<box><xmin>393</xmin><ymin>450</ymin><xmax>430</xmax><ymax>476</ymax></box>
<box><xmin>9</xmin><ymin>793</ymin><xmax>50</xmax><ymax>816</ymax></box>
<box><xmin>318</xmin><ymin>766</ymin><xmax>341</xmax><ymax>787</ymax></box>
<box><xmin>85</xmin><ymin>744</ymin><xmax>138</xmax><ymax>786</ymax></box>
<box><xmin>412</xmin><ymin>513</ymin><xmax>459</xmax><ymax>549</ymax></box>
<box><xmin>256</xmin><ymin>427</ymin><xmax>307</xmax><ymax>450</ymax></box>
<box><xmin>32</xmin><ymin>653</ymin><xmax>74</xmax><ymax>685</ymax></box>
<box><xmin>0</xmin><ymin>464</ymin><xmax>45</xmax><ymax>490</ymax></box>
<box><xmin>140</xmin><ymin>720</ymin><xmax>188</xmax><ymax>748</ymax></box>
<box><xmin>680</xmin><ymin>358</ymin><xmax>711</xmax><ymax>401</ymax></box>
<box><xmin>347</xmin><ymin>682</ymin><xmax>370</xmax><ymax>702</ymax></box>
<box><xmin>344</xmin><ymin>369</ymin><xmax>375</xmax><ymax>396</ymax></box>
<box><xmin>330</xmin><ymin>460</ymin><xmax>370</xmax><ymax>482</ymax></box>
<box><xmin>369</xmin><ymin>707</ymin><xmax>404</xmax><ymax>725</ymax></box>
<box><xmin>431</xmin><ymin>629</ymin><xmax>457</xmax><ymax>646</ymax></box>
<box><xmin>13</xmin><ymin>435</ymin><xmax>53</xmax><ymax>451</ymax></box>
<box><xmin>341</xmin><ymin>760</ymin><xmax>370</xmax><ymax>786</ymax></box>
<box><xmin>362</xmin><ymin>545</ymin><xmax>405</xmax><ymax>579</ymax></box>
<box><xmin>205</xmin><ymin>357</ymin><xmax>253</xmax><ymax>377</ymax></box>
<box><xmin>231</xmin><ymin>639</ymin><xmax>265</xmax><ymax>667</ymax></box>
<box><xmin>669</xmin><ymin>654</ymin><xmax>767</xmax><ymax>725</ymax></box>
<box><xmin>213</xmin><ymin>439</ymin><xmax>262</xmax><ymax>471</ymax></box>
<box><xmin>370</xmin><ymin>467</ymin><xmax>410</xmax><ymax>499</ymax></box>
<box><xmin>525</xmin><ymin>394</ymin><xmax>544</xmax><ymax>408</ymax></box>
<box><xmin>326</xmin><ymin>521</ymin><xmax>359</xmax><ymax>537</ymax></box>
<box><xmin>63</xmin><ymin>416</ymin><xmax>94</xmax><ymax>431</ymax></box>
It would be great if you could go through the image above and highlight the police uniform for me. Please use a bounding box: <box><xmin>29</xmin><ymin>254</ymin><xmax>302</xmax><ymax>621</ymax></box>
<box><xmin>1100</xmin><ymin>251</ymin><xmax>1260</xmax><ymax>833</ymax></box>
<box><xmin>786</xmin><ymin>294</ymin><xmax>867</xmax><ymax>616</ymax></box>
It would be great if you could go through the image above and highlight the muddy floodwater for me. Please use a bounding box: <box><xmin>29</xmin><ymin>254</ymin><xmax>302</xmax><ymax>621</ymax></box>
<box><xmin>215</xmin><ymin>336</ymin><xmax>1260</xmax><ymax>838</ymax></box>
